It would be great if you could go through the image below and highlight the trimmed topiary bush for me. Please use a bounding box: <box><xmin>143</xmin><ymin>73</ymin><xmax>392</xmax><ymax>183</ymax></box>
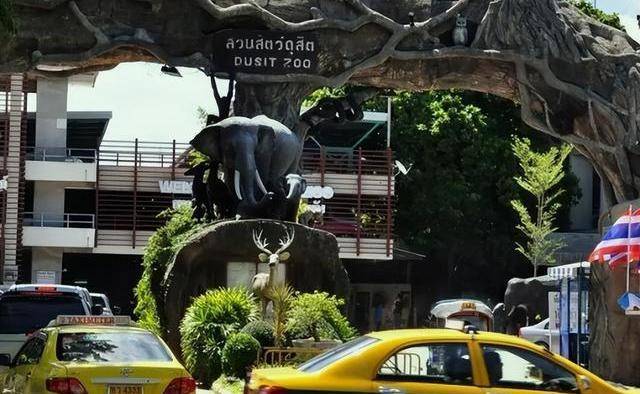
<box><xmin>221</xmin><ymin>333</ymin><xmax>261</xmax><ymax>379</ymax></box>
<box><xmin>180</xmin><ymin>287</ymin><xmax>258</xmax><ymax>386</ymax></box>
<box><xmin>241</xmin><ymin>320</ymin><xmax>275</xmax><ymax>348</ymax></box>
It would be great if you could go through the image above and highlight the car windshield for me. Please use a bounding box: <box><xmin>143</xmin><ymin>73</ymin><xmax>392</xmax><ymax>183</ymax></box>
<box><xmin>56</xmin><ymin>331</ymin><xmax>172</xmax><ymax>363</ymax></box>
<box><xmin>91</xmin><ymin>296</ymin><xmax>104</xmax><ymax>306</ymax></box>
<box><xmin>448</xmin><ymin>316</ymin><xmax>489</xmax><ymax>330</ymax></box>
<box><xmin>298</xmin><ymin>336</ymin><xmax>379</xmax><ymax>373</ymax></box>
<box><xmin>0</xmin><ymin>295</ymin><xmax>86</xmax><ymax>334</ymax></box>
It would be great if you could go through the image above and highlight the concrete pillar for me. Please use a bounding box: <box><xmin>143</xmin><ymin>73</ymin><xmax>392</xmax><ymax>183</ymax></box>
<box><xmin>35</xmin><ymin>78</ymin><xmax>68</xmax><ymax>149</ymax></box>
<box><xmin>569</xmin><ymin>153</ymin><xmax>595</xmax><ymax>231</ymax></box>
<box><xmin>33</xmin><ymin>182</ymin><xmax>65</xmax><ymax>214</ymax></box>
<box><xmin>31</xmin><ymin>247</ymin><xmax>63</xmax><ymax>284</ymax></box>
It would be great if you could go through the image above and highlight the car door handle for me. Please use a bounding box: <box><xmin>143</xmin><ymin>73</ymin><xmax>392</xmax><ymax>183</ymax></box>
<box><xmin>378</xmin><ymin>386</ymin><xmax>405</xmax><ymax>394</ymax></box>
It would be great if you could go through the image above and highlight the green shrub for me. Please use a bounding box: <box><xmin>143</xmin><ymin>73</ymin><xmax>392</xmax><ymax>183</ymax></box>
<box><xmin>241</xmin><ymin>320</ymin><xmax>275</xmax><ymax>348</ymax></box>
<box><xmin>269</xmin><ymin>284</ymin><xmax>295</xmax><ymax>347</ymax></box>
<box><xmin>221</xmin><ymin>333</ymin><xmax>261</xmax><ymax>378</ymax></box>
<box><xmin>134</xmin><ymin>205</ymin><xmax>204</xmax><ymax>335</ymax></box>
<box><xmin>180</xmin><ymin>287</ymin><xmax>258</xmax><ymax>386</ymax></box>
<box><xmin>286</xmin><ymin>291</ymin><xmax>357</xmax><ymax>342</ymax></box>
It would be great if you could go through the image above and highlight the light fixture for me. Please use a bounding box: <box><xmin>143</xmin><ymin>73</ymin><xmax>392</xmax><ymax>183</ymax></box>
<box><xmin>161</xmin><ymin>65</ymin><xmax>182</xmax><ymax>77</ymax></box>
<box><xmin>395</xmin><ymin>160</ymin><xmax>413</xmax><ymax>176</ymax></box>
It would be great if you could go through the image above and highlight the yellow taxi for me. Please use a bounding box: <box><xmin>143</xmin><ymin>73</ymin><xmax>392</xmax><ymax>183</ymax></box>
<box><xmin>246</xmin><ymin>325</ymin><xmax>638</xmax><ymax>394</ymax></box>
<box><xmin>0</xmin><ymin>315</ymin><xmax>195</xmax><ymax>394</ymax></box>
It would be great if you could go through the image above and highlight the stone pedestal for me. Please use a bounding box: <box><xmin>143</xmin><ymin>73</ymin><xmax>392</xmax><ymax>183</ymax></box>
<box><xmin>159</xmin><ymin>219</ymin><xmax>350</xmax><ymax>353</ymax></box>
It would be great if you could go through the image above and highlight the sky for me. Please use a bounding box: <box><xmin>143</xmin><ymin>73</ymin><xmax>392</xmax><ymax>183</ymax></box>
<box><xmin>36</xmin><ymin>1</ymin><xmax>640</xmax><ymax>143</ymax></box>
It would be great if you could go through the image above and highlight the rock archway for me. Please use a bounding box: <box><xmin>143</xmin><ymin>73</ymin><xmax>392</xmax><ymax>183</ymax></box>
<box><xmin>2</xmin><ymin>0</ymin><xmax>640</xmax><ymax>384</ymax></box>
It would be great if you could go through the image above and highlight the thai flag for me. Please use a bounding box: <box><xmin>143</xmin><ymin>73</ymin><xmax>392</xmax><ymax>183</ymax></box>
<box><xmin>589</xmin><ymin>207</ymin><xmax>640</xmax><ymax>268</ymax></box>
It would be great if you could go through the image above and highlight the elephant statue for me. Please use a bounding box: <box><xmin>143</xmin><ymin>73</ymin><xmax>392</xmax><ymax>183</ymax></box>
<box><xmin>190</xmin><ymin>115</ymin><xmax>306</xmax><ymax>221</ymax></box>
<box><xmin>503</xmin><ymin>276</ymin><xmax>559</xmax><ymax>335</ymax></box>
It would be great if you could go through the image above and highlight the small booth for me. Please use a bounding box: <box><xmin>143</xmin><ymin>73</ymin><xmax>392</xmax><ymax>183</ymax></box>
<box><xmin>548</xmin><ymin>262</ymin><xmax>590</xmax><ymax>367</ymax></box>
<box><xmin>429</xmin><ymin>299</ymin><xmax>494</xmax><ymax>331</ymax></box>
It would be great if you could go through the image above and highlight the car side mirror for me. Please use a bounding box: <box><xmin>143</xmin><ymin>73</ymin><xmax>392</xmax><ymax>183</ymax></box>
<box><xmin>577</xmin><ymin>375</ymin><xmax>591</xmax><ymax>391</ymax></box>
<box><xmin>113</xmin><ymin>306</ymin><xmax>121</xmax><ymax>315</ymax></box>
<box><xmin>91</xmin><ymin>304</ymin><xmax>104</xmax><ymax>315</ymax></box>
<box><xmin>0</xmin><ymin>354</ymin><xmax>12</xmax><ymax>367</ymax></box>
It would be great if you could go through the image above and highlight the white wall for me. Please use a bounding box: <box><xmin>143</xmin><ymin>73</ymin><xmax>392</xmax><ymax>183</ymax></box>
<box><xmin>36</xmin><ymin>78</ymin><xmax>68</xmax><ymax>148</ymax></box>
<box><xmin>31</xmin><ymin>247</ymin><xmax>63</xmax><ymax>284</ymax></box>
<box><xmin>23</xmin><ymin>227</ymin><xmax>95</xmax><ymax>248</ymax></box>
<box><xmin>26</xmin><ymin>161</ymin><xmax>97</xmax><ymax>183</ymax></box>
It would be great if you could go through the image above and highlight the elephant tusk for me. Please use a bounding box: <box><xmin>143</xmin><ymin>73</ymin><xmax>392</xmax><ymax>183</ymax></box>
<box><xmin>286</xmin><ymin>183</ymin><xmax>295</xmax><ymax>200</ymax></box>
<box><xmin>286</xmin><ymin>174</ymin><xmax>303</xmax><ymax>200</ymax></box>
<box><xmin>234</xmin><ymin>170</ymin><xmax>243</xmax><ymax>201</ymax></box>
<box><xmin>255</xmin><ymin>170</ymin><xmax>268</xmax><ymax>195</ymax></box>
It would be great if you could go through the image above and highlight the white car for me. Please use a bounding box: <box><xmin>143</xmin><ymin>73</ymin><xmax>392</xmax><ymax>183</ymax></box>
<box><xmin>0</xmin><ymin>284</ymin><xmax>97</xmax><ymax>359</ymax></box>
<box><xmin>519</xmin><ymin>318</ymin><xmax>560</xmax><ymax>352</ymax></box>
<box><xmin>90</xmin><ymin>292</ymin><xmax>114</xmax><ymax>315</ymax></box>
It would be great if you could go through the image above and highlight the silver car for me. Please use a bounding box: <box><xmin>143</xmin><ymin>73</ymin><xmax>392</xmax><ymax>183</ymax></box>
<box><xmin>519</xmin><ymin>317</ymin><xmax>560</xmax><ymax>353</ymax></box>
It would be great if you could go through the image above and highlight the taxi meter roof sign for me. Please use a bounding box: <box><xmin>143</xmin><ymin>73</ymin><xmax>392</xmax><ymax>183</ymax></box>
<box><xmin>54</xmin><ymin>315</ymin><xmax>132</xmax><ymax>326</ymax></box>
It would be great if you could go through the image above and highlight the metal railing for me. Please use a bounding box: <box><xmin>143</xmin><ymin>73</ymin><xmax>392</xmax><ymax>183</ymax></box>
<box><xmin>301</xmin><ymin>146</ymin><xmax>392</xmax><ymax>176</ymax></box>
<box><xmin>23</xmin><ymin>212</ymin><xmax>95</xmax><ymax>229</ymax></box>
<box><xmin>262</xmin><ymin>347</ymin><xmax>325</xmax><ymax>365</ymax></box>
<box><xmin>26</xmin><ymin>147</ymin><xmax>97</xmax><ymax>163</ymax></box>
<box><xmin>99</xmin><ymin>140</ymin><xmax>191</xmax><ymax>168</ymax></box>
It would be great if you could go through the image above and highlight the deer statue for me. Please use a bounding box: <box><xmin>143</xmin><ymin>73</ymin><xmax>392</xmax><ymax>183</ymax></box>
<box><xmin>251</xmin><ymin>227</ymin><xmax>295</xmax><ymax>317</ymax></box>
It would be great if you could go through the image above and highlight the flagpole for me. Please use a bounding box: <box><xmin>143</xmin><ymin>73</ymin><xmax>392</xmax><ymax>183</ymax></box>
<box><xmin>627</xmin><ymin>204</ymin><xmax>632</xmax><ymax>293</ymax></box>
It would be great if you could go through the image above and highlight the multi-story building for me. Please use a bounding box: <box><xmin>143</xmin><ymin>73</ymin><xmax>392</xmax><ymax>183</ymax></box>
<box><xmin>1</xmin><ymin>74</ymin><xmax>420</xmax><ymax>327</ymax></box>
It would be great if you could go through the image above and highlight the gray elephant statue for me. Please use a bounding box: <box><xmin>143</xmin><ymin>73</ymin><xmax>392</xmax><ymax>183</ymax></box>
<box><xmin>503</xmin><ymin>276</ymin><xmax>559</xmax><ymax>335</ymax></box>
<box><xmin>190</xmin><ymin>115</ymin><xmax>306</xmax><ymax>221</ymax></box>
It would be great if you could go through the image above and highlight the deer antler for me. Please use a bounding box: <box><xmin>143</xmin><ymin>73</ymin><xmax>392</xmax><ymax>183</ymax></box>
<box><xmin>275</xmin><ymin>226</ymin><xmax>295</xmax><ymax>254</ymax></box>
<box><xmin>252</xmin><ymin>229</ymin><xmax>273</xmax><ymax>255</ymax></box>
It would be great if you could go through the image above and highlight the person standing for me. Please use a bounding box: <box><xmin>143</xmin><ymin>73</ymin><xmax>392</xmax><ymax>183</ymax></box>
<box><xmin>374</xmin><ymin>303</ymin><xmax>384</xmax><ymax>331</ymax></box>
<box><xmin>393</xmin><ymin>293</ymin><xmax>404</xmax><ymax>328</ymax></box>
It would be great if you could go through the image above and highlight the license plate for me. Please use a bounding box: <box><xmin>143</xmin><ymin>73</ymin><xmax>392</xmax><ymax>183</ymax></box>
<box><xmin>108</xmin><ymin>385</ymin><xmax>143</xmax><ymax>394</ymax></box>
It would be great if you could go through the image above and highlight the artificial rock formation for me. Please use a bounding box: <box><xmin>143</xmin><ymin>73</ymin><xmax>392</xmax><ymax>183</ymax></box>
<box><xmin>2</xmin><ymin>0</ymin><xmax>640</xmax><ymax>383</ymax></box>
<box><xmin>160</xmin><ymin>219</ymin><xmax>349</xmax><ymax>353</ymax></box>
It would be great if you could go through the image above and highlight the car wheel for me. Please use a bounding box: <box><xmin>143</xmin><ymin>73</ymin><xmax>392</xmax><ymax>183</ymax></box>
<box><xmin>535</xmin><ymin>341</ymin><xmax>549</xmax><ymax>350</ymax></box>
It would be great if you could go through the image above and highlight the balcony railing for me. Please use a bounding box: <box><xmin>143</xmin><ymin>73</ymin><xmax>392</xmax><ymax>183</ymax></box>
<box><xmin>99</xmin><ymin>140</ymin><xmax>191</xmax><ymax>168</ymax></box>
<box><xmin>301</xmin><ymin>147</ymin><xmax>393</xmax><ymax>176</ymax></box>
<box><xmin>26</xmin><ymin>147</ymin><xmax>97</xmax><ymax>163</ymax></box>
<box><xmin>23</xmin><ymin>212</ymin><xmax>95</xmax><ymax>229</ymax></box>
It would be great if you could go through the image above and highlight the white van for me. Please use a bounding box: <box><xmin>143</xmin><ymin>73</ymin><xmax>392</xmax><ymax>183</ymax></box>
<box><xmin>0</xmin><ymin>284</ymin><xmax>98</xmax><ymax>359</ymax></box>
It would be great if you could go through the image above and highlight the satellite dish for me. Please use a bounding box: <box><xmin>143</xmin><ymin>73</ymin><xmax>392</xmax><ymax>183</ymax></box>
<box><xmin>395</xmin><ymin>160</ymin><xmax>413</xmax><ymax>176</ymax></box>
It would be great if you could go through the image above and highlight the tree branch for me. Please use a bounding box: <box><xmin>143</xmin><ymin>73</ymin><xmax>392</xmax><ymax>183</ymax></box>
<box><xmin>68</xmin><ymin>1</ymin><xmax>109</xmax><ymax>46</ymax></box>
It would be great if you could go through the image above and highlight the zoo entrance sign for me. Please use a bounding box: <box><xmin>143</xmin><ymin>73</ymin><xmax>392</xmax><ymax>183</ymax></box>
<box><xmin>212</xmin><ymin>30</ymin><xmax>318</xmax><ymax>75</ymax></box>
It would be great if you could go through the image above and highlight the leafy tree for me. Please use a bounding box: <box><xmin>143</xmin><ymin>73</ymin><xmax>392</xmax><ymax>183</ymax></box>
<box><xmin>304</xmin><ymin>88</ymin><xmax>580</xmax><ymax>301</ymax></box>
<box><xmin>0</xmin><ymin>0</ymin><xmax>16</xmax><ymax>34</ymax></box>
<box><xmin>511</xmin><ymin>138</ymin><xmax>572</xmax><ymax>277</ymax></box>
<box><xmin>134</xmin><ymin>205</ymin><xmax>205</xmax><ymax>335</ymax></box>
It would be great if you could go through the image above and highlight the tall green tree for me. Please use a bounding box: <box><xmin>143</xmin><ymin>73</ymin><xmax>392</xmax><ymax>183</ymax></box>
<box><xmin>511</xmin><ymin>137</ymin><xmax>572</xmax><ymax>277</ymax></box>
<box><xmin>305</xmin><ymin>88</ymin><xmax>579</xmax><ymax>300</ymax></box>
